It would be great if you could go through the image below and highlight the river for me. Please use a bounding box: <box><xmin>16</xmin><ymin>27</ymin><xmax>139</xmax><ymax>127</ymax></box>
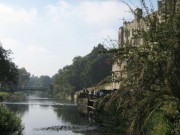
<box><xmin>3</xmin><ymin>93</ymin><xmax>119</xmax><ymax>135</ymax></box>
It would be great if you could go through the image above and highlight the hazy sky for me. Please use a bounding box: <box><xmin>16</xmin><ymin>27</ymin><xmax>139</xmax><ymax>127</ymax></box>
<box><xmin>0</xmin><ymin>0</ymin><xmax>157</xmax><ymax>77</ymax></box>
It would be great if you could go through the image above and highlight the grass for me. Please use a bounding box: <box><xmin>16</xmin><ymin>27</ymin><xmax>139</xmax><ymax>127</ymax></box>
<box><xmin>0</xmin><ymin>92</ymin><xmax>9</xmax><ymax>101</ymax></box>
<box><xmin>0</xmin><ymin>91</ymin><xmax>25</xmax><ymax>101</ymax></box>
<box><xmin>0</xmin><ymin>91</ymin><xmax>9</xmax><ymax>96</ymax></box>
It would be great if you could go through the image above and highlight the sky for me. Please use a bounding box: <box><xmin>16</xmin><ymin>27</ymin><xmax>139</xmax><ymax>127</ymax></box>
<box><xmin>0</xmin><ymin>0</ymin><xmax>157</xmax><ymax>77</ymax></box>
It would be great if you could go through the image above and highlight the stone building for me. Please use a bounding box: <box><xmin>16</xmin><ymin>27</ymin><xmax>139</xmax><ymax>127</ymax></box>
<box><xmin>109</xmin><ymin>0</ymin><xmax>179</xmax><ymax>90</ymax></box>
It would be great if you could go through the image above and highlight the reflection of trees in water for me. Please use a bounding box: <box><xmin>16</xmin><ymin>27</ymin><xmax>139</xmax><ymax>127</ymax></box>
<box><xmin>6</xmin><ymin>104</ymin><xmax>29</xmax><ymax>117</ymax></box>
<box><xmin>54</xmin><ymin>106</ymin><xmax>120</xmax><ymax>135</ymax></box>
<box><xmin>54</xmin><ymin>106</ymin><xmax>93</xmax><ymax>125</ymax></box>
<box><xmin>24</xmin><ymin>91</ymin><xmax>51</xmax><ymax>98</ymax></box>
<box><xmin>75</xmin><ymin>130</ymin><xmax>119</xmax><ymax>135</ymax></box>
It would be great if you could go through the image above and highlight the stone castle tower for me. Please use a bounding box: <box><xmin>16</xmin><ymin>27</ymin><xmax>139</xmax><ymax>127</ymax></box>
<box><xmin>108</xmin><ymin>0</ymin><xmax>179</xmax><ymax>90</ymax></box>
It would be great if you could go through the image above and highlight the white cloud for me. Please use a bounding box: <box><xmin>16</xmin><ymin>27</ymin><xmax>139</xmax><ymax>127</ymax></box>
<box><xmin>25</xmin><ymin>45</ymin><xmax>58</xmax><ymax>65</ymax></box>
<box><xmin>15</xmin><ymin>44</ymin><xmax>59</xmax><ymax>76</ymax></box>
<box><xmin>26</xmin><ymin>45</ymin><xmax>48</xmax><ymax>56</ymax></box>
<box><xmin>0</xmin><ymin>0</ymin><xmax>134</xmax><ymax>76</ymax></box>
<box><xmin>46</xmin><ymin>0</ymin><xmax>131</xmax><ymax>25</ymax></box>
<box><xmin>0</xmin><ymin>4</ymin><xmax>37</xmax><ymax>24</ymax></box>
<box><xmin>1</xmin><ymin>37</ymin><xmax>21</xmax><ymax>51</ymax></box>
<box><xmin>80</xmin><ymin>1</ymin><xmax>130</xmax><ymax>24</ymax></box>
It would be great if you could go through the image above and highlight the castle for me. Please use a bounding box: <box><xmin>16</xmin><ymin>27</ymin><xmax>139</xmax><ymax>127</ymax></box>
<box><xmin>106</xmin><ymin>0</ymin><xmax>180</xmax><ymax>90</ymax></box>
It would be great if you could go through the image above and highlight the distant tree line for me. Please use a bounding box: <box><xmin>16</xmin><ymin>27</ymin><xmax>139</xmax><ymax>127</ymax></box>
<box><xmin>51</xmin><ymin>44</ymin><xmax>112</xmax><ymax>99</ymax></box>
<box><xmin>18</xmin><ymin>67</ymin><xmax>52</xmax><ymax>90</ymax></box>
<box><xmin>0</xmin><ymin>44</ymin><xmax>52</xmax><ymax>92</ymax></box>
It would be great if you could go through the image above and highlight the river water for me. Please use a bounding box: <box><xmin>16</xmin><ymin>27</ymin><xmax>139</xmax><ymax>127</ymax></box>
<box><xmin>3</xmin><ymin>93</ymin><xmax>119</xmax><ymax>135</ymax></box>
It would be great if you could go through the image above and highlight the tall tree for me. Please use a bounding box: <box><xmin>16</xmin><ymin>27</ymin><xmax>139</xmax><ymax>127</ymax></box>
<box><xmin>0</xmin><ymin>43</ymin><xmax>18</xmax><ymax>88</ymax></box>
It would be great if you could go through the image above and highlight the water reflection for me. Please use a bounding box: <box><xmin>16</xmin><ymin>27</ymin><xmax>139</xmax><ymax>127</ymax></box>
<box><xmin>5</xmin><ymin>103</ymin><xmax>29</xmax><ymax>117</ymax></box>
<box><xmin>75</xmin><ymin>130</ymin><xmax>120</xmax><ymax>135</ymax></box>
<box><xmin>54</xmin><ymin>105</ymin><xmax>94</xmax><ymax>125</ymax></box>
<box><xmin>3</xmin><ymin>95</ymin><xmax>119</xmax><ymax>135</ymax></box>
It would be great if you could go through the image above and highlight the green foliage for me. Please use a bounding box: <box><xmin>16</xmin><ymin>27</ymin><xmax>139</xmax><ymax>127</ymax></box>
<box><xmin>3</xmin><ymin>92</ymin><xmax>25</xmax><ymax>102</ymax></box>
<box><xmin>95</xmin><ymin>1</ymin><xmax>180</xmax><ymax>135</ymax></box>
<box><xmin>0</xmin><ymin>92</ymin><xmax>8</xmax><ymax>101</ymax></box>
<box><xmin>38</xmin><ymin>75</ymin><xmax>52</xmax><ymax>88</ymax></box>
<box><xmin>17</xmin><ymin>68</ymin><xmax>52</xmax><ymax>90</ymax></box>
<box><xmin>18</xmin><ymin>67</ymin><xmax>30</xmax><ymax>87</ymax></box>
<box><xmin>146</xmin><ymin>111</ymin><xmax>167</xmax><ymax>135</ymax></box>
<box><xmin>27</xmin><ymin>75</ymin><xmax>52</xmax><ymax>88</ymax></box>
<box><xmin>94</xmin><ymin>93</ymin><xmax>128</xmax><ymax>133</ymax></box>
<box><xmin>0</xmin><ymin>43</ymin><xmax>18</xmax><ymax>88</ymax></box>
<box><xmin>0</xmin><ymin>105</ymin><xmax>23</xmax><ymax>135</ymax></box>
<box><xmin>0</xmin><ymin>92</ymin><xmax>25</xmax><ymax>102</ymax></box>
<box><xmin>26</xmin><ymin>75</ymin><xmax>39</xmax><ymax>87</ymax></box>
<box><xmin>52</xmin><ymin>44</ymin><xmax>112</xmax><ymax>98</ymax></box>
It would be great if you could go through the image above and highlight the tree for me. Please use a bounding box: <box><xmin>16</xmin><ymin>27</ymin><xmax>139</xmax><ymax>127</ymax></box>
<box><xmin>94</xmin><ymin>0</ymin><xmax>180</xmax><ymax>134</ymax></box>
<box><xmin>0</xmin><ymin>105</ymin><xmax>23</xmax><ymax>135</ymax></box>
<box><xmin>0</xmin><ymin>43</ymin><xmax>18</xmax><ymax>90</ymax></box>
<box><xmin>26</xmin><ymin>75</ymin><xmax>39</xmax><ymax>87</ymax></box>
<box><xmin>38</xmin><ymin>75</ymin><xmax>52</xmax><ymax>88</ymax></box>
<box><xmin>52</xmin><ymin>44</ymin><xmax>112</xmax><ymax>99</ymax></box>
<box><xmin>0</xmin><ymin>44</ymin><xmax>23</xmax><ymax>134</ymax></box>
<box><xmin>18</xmin><ymin>67</ymin><xmax>30</xmax><ymax>88</ymax></box>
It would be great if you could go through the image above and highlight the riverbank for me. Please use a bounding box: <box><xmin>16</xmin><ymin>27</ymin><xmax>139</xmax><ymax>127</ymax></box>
<box><xmin>53</xmin><ymin>91</ymin><xmax>74</xmax><ymax>102</ymax></box>
<box><xmin>0</xmin><ymin>92</ymin><xmax>8</xmax><ymax>101</ymax></box>
<box><xmin>0</xmin><ymin>91</ymin><xmax>25</xmax><ymax>101</ymax></box>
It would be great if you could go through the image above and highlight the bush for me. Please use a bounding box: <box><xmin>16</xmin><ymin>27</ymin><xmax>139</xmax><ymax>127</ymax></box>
<box><xmin>0</xmin><ymin>105</ymin><xmax>23</xmax><ymax>135</ymax></box>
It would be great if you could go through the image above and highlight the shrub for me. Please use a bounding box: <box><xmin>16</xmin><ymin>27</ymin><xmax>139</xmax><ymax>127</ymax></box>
<box><xmin>0</xmin><ymin>105</ymin><xmax>23</xmax><ymax>135</ymax></box>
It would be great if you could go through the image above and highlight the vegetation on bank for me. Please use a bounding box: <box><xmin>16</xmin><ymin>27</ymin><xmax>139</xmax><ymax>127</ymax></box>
<box><xmin>51</xmin><ymin>44</ymin><xmax>112</xmax><ymax>100</ymax></box>
<box><xmin>0</xmin><ymin>44</ymin><xmax>23</xmax><ymax>134</ymax></box>
<box><xmin>0</xmin><ymin>43</ymin><xmax>52</xmax><ymax>134</ymax></box>
<box><xmin>0</xmin><ymin>1</ymin><xmax>179</xmax><ymax>135</ymax></box>
<box><xmin>0</xmin><ymin>92</ymin><xmax>25</xmax><ymax>102</ymax></box>
<box><xmin>0</xmin><ymin>105</ymin><xmax>23</xmax><ymax>135</ymax></box>
<box><xmin>0</xmin><ymin>92</ymin><xmax>8</xmax><ymax>101</ymax></box>
<box><xmin>53</xmin><ymin>91</ymin><xmax>73</xmax><ymax>101</ymax></box>
<box><xmin>94</xmin><ymin>1</ymin><xmax>180</xmax><ymax>135</ymax></box>
<box><xmin>2</xmin><ymin>92</ymin><xmax>25</xmax><ymax>102</ymax></box>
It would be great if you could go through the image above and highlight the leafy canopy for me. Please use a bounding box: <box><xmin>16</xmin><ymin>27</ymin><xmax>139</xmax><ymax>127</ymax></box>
<box><xmin>0</xmin><ymin>44</ymin><xmax>18</xmax><ymax>84</ymax></box>
<box><xmin>52</xmin><ymin>44</ymin><xmax>112</xmax><ymax>96</ymax></box>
